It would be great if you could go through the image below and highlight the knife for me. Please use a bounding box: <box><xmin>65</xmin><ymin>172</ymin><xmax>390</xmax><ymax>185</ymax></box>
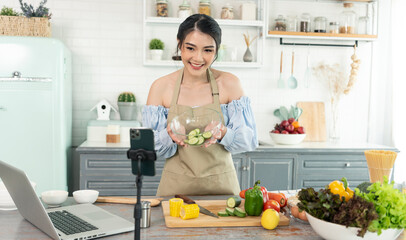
<box><xmin>175</xmin><ymin>194</ymin><xmax>219</xmax><ymax>218</ymax></box>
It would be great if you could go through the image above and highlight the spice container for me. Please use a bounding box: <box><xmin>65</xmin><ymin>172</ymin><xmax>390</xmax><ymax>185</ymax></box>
<box><xmin>287</xmin><ymin>16</ymin><xmax>298</xmax><ymax>32</ymax></box>
<box><xmin>339</xmin><ymin>3</ymin><xmax>357</xmax><ymax>34</ymax></box>
<box><xmin>300</xmin><ymin>13</ymin><xmax>311</xmax><ymax>32</ymax></box>
<box><xmin>199</xmin><ymin>0</ymin><xmax>211</xmax><ymax>16</ymax></box>
<box><xmin>178</xmin><ymin>0</ymin><xmax>192</xmax><ymax>19</ymax></box>
<box><xmin>221</xmin><ymin>3</ymin><xmax>234</xmax><ymax>19</ymax></box>
<box><xmin>240</xmin><ymin>1</ymin><xmax>256</xmax><ymax>21</ymax></box>
<box><xmin>329</xmin><ymin>22</ymin><xmax>339</xmax><ymax>34</ymax></box>
<box><xmin>314</xmin><ymin>17</ymin><xmax>327</xmax><ymax>33</ymax></box>
<box><xmin>274</xmin><ymin>15</ymin><xmax>286</xmax><ymax>31</ymax></box>
<box><xmin>358</xmin><ymin>16</ymin><xmax>370</xmax><ymax>35</ymax></box>
<box><xmin>156</xmin><ymin>0</ymin><xmax>168</xmax><ymax>17</ymax></box>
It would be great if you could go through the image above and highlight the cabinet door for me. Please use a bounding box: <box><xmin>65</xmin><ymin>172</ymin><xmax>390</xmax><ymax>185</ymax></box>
<box><xmin>232</xmin><ymin>154</ymin><xmax>246</xmax><ymax>190</ymax></box>
<box><xmin>248</xmin><ymin>153</ymin><xmax>295</xmax><ymax>191</ymax></box>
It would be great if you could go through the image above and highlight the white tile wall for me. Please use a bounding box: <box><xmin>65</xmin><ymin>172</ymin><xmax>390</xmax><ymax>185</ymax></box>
<box><xmin>4</xmin><ymin>0</ymin><xmax>375</xmax><ymax>146</ymax></box>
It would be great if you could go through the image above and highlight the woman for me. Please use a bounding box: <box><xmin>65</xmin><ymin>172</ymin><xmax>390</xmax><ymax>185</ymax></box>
<box><xmin>142</xmin><ymin>14</ymin><xmax>258</xmax><ymax>196</ymax></box>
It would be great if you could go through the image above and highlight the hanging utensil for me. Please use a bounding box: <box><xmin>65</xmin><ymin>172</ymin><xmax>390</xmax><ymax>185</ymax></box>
<box><xmin>303</xmin><ymin>47</ymin><xmax>311</xmax><ymax>88</ymax></box>
<box><xmin>277</xmin><ymin>50</ymin><xmax>284</xmax><ymax>88</ymax></box>
<box><xmin>273</xmin><ymin>109</ymin><xmax>284</xmax><ymax>121</ymax></box>
<box><xmin>287</xmin><ymin>49</ymin><xmax>298</xmax><ymax>89</ymax></box>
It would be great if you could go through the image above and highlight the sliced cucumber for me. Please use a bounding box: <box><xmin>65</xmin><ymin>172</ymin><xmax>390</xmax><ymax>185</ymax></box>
<box><xmin>225</xmin><ymin>207</ymin><xmax>235</xmax><ymax>216</ymax></box>
<box><xmin>184</xmin><ymin>139</ymin><xmax>189</xmax><ymax>144</ymax></box>
<box><xmin>233</xmin><ymin>207</ymin><xmax>247</xmax><ymax>218</ymax></box>
<box><xmin>202</xmin><ymin>131</ymin><xmax>212</xmax><ymax>139</ymax></box>
<box><xmin>188</xmin><ymin>130</ymin><xmax>197</xmax><ymax>139</ymax></box>
<box><xmin>197</xmin><ymin>136</ymin><xmax>205</xmax><ymax>145</ymax></box>
<box><xmin>226</xmin><ymin>196</ymin><xmax>242</xmax><ymax>208</ymax></box>
<box><xmin>217</xmin><ymin>211</ymin><xmax>229</xmax><ymax>217</ymax></box>
<box><xmin>194</xmin><ymin>128</ymin><xmax>201</xmax><ymax>134</ymax></box>
<box><xmin>188</xmin><ymin>137</ymin><xmax>199</xmax><ymax>145</ymax></box>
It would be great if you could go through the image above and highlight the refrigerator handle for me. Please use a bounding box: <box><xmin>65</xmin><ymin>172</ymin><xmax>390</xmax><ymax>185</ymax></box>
<box><xmin>0</xmin><ymin>71</ymin><xmax>52</xmax><ymax>82</ymax></box>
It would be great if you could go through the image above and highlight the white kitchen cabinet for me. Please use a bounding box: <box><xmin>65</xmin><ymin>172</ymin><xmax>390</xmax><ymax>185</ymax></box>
<box><xmin>266</xmin><ymin>0</ymin><xmax>378</xmax><ymax>47</ymax></box>
<box><xmin>142</xmin><ymin>0</ymin><xmax>266</xmax><ymax>68</ymax></box>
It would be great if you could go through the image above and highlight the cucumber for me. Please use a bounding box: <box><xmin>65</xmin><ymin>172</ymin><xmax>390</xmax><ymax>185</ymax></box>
<box><xmin>202</xmin><ymin>131</ymin><xmax>212</xmax><ymax>139</ymax></box>
<box><xmin>217</xmin><ymin>211</ymin><xmax>229</xmax><ymax>217</ymax></box>
<box><xmin>194</xmin><ymin>128</ymin><xmax>201</xmax><ymax>134</ymax></box>
<box><xmin>188</xmin><ymin>130</ymin><xmax>197</xmax><ymax>139</ymax></box>
<box><xmin>188</xmin><ymin>137</ymin><xmax>199</xmax><ymax>145</ymax></box>
<box><xmin>225</xmin><ymin>207</ymin><xmax>235</xmax><ymax>216</ymax></box>
<box><xmin>226</xmin><ymin>196</ymin><xmax>242</xmax><ymax>208</ymax></box>
<box><xmin>197</xmin><ymin>136</ymin><xmax>205</xmax><ymax>145</ymax></box>
<box><xmin>233</xmin><ymin>207</ymin><xmax>247</xmax><ymax>218</ymax></box>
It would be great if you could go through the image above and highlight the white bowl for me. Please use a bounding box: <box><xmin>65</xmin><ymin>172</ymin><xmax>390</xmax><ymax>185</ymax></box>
<box><xmin>306</xmin><ymin>212</ymin><xmax>404</xmax><ymax>240</ymax></box>
<box><xmin>73</xmin><ymin>190</ymin><xmax>99</xmax><ymax>204</ymax></box>
<box><xmin>269</xmin><ymin>132</ymin><xmax>306</xmax><ymax>145</ymax></box>
<box><xmin>41</xmin><ymin>190</ymin><xmax>68</xmax><ymax>206</ymax></box>
<box><xmin>0</xmin><ymin>181</ymin><xmax>36</xmax><ymax>210</ymax></box>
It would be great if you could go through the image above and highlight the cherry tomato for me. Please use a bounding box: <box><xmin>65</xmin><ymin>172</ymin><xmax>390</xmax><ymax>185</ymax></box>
<box><xmin>263</xmin><ymin>199</ymin><xmax>280</xmax><ymax>212</ymax></box>
<box><xmin>239</xmin><ymin>188</ymin><xmax>251</xmax><ymax>199</ymax></box>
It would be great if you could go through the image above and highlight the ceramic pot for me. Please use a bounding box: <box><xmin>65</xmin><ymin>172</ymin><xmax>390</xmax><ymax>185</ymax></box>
<box><xmin>118</xmin><ymin>102</ymin><xmax>137</xmax><ymax>120</ymax></box>
<box><xmin>150</xmin><ymin>49</ymin><xmax>163</xmax><ymax>61</ymax></box>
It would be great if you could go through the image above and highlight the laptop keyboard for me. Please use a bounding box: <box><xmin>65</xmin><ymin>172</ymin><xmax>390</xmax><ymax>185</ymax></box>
<box><xmin>48</xmin><ymin>210</ymin><xmax>99</xmax><ymax>236</ymax></box>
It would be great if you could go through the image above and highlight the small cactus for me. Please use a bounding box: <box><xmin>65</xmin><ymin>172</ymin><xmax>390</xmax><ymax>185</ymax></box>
<box><xmin>118</xmin><ymin>92</ymin><xmax>136</xmax><ymax>102</ymax></box>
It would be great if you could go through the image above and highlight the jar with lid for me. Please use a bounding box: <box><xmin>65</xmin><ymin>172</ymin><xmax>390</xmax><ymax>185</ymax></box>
<box><xmin>221</xmin><ymin>3</ymin><xmax>234</xmax><ymax>19</ymax></box>
<box><xmin>339</xmin><ymin>3</ymin><xmax>357</xmax><ymax>34</ymax></box>
<box><xmin>314</xmin><ymin>16</ymin><xmax>327</xmax><ymax>33</ymax></box>
<box><xmin>287</xmin><ymin>16</ymin><xmax>298</xmax><ymax>32</ymax></box>
<box><xmin>300</xmin><ymin>13</ymin><xmax>311</xmax><ymax>32</ymax></box>
<box><xmin>178</xmin><ymin>0</ymin><xmax>192</xmax><ymax>19</ymax></box>
<box><xmin>156</xmin><ymin>0</ymin><xmax>168</xmax><ymax>17</ymax></box>
<box><xmin>329</xmin><ymin>22</ymin><xmax>339</xmax><ymax>34</ymax></box>
<box><xmin>199</xmin><ymin>0</ymin><xmax>211</xmax><ymax>16</ymax></box>
<box><xmin>358</xmin><ymin>16</ymin><xmax>370</xmax><ymax>35</ymax></box>
<box><xmin>274</xmin><ymin>15</ymin><xmax>287</xmax><ymax>31</ymax></box>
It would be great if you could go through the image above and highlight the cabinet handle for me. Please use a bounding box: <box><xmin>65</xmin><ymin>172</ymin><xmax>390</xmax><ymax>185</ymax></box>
<box><xmin>242</xmin><ymin>166</ymin><xmax>250</xmax><ymax>171</ymax></box>
<box><xmin>345</xmin><ymin>163</ymin><xmax>351</xmax><ymax>167</ymax></box>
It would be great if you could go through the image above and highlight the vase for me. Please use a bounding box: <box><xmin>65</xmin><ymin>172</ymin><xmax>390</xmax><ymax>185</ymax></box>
<box><xmin>330</xmin><ymin>99</ymin><xmax>340</xmax><ymax>142</ymax></box>
<box><xmin>243</xmin><ymin>47</ymin><xmax>253</xmax><ymax>62</ymax></box>
<box><xmin>118</xmin><ymin>102</ymin><xmax>137</xmax><ymax>121</ymax></box>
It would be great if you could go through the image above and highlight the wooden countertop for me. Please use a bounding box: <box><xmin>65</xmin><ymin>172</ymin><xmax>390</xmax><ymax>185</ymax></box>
<box><xmin>1</xmin><ymin>196</ymin><xmax>404</xmax><ymax>239</ymax></box>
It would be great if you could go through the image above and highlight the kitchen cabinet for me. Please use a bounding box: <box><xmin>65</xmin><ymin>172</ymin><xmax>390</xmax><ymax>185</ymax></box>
<box><xmin>142</xmin><ymin>0</ymin><xmax>265</xmax><ymax>68</ymax></box>
<box><xmin>74</xmin><ymin>141</ymin><xmax>397</xmax><ymax>195</ymax></box>
<box><xmin>266</xmin><ymin>0</ymin><xmax>378</xmax><ymax>47</ymax></box>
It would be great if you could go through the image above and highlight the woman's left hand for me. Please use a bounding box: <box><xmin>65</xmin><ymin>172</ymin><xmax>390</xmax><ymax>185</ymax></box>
<box><xmin>204</xmin><ymin>122</ymin><xmax>227</xmax><ymax>148</ymax></box>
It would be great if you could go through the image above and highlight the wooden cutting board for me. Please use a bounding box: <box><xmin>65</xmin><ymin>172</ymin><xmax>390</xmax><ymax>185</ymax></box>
<box><xmin>162</xmin><ymin>200</ymin><xmax>290</xmax><ymax>228</ymax></box>
<box><xmin>297</xmin><ymin>102</ymin><xmax>327</xmax><ymax>142</ymax></box>
<box><xmin>96</xmin><ymin>197</ymin><xmax>163</xmax><ymax>207</ymax></box>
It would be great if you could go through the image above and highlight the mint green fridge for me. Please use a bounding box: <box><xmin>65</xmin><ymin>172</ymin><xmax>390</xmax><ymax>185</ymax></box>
<box><xmin>0</xmin><ymin>36</ymin><xmax>72</xmax><ymax>194</ymax></box>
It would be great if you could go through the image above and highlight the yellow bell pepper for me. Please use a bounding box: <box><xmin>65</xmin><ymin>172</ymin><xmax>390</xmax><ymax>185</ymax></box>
<box><xmin>328</xmin><ymin>177</ymin><xmax>353</xmax><ymax>202</ymax></box>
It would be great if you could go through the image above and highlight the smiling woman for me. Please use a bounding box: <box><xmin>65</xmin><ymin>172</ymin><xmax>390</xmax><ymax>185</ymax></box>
<box><xmin>142</xmin><ymin>14</ymin><xmax>258</xmax><ymax>197</ymax></box>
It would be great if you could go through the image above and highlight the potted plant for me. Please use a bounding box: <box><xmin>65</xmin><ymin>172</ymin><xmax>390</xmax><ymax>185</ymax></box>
<box><xmin>117</xmin><ymin>92</ymin><xmax>137</xmax><ymax>121</ymax></box>
<box><xmin>149</xmin><ymin>38</ymin><xmax>164</xmax><ymax>61</ymax></box>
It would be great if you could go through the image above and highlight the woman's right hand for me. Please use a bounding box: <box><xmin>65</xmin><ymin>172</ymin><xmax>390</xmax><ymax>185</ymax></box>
<box><xmin>167</xmin><ymin>124</ymin><xmax>187</xmax><ymax>147</ymax></box>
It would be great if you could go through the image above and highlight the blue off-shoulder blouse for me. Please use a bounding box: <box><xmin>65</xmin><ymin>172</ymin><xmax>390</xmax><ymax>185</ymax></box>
<box><xmin>142</xmin><ymin>96</ymin><xmax>258</xmax><ymax>159</ymax></box>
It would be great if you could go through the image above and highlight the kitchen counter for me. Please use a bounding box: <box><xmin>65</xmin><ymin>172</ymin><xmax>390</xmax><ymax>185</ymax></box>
<box><xmin>1</xmin><ymin>196</ymin><xmax>404</xmax><ymax>240</ymax></box>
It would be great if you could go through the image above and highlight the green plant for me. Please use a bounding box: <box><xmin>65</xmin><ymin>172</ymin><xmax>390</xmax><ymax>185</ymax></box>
<box><xmin>118</xmin><ymin>92</ymin><xmax>136</xmax><ymax>102</ymax></box>
<box><xmin>19</xmin><ymin>0</ymin><xmax>51</xmax><ymax>19</ymax></box>
<box><xmin>149</xmin><ymin>38</ymin><xmax>164</xmax><ymax>50</ymax></box>
<box><xmin>1</xmin><ymin>6</ymin><xmax>20</xmax><ymax>16</ymax></box>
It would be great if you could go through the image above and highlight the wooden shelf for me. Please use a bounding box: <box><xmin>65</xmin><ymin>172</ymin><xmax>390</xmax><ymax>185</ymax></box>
<box><xmin>144</xmin><ymin>60</ymin><xmax>262</xmax><ymax>68</ymax></box>
<box><xmin>267</xmin><ymin>31</ymin><xmax>377</xmax><ymax>41</ymax></box>
<box><xmin>146</xmin><ymin>17</ymin><xmax>264</xmax><ymax>27</ymax></box>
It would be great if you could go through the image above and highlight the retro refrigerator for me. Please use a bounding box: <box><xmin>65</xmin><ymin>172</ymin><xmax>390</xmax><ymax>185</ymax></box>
<box><xmin>0</xmin><ymin>36</ymin><xmax>72</xmax><ymax>194</ymax></box>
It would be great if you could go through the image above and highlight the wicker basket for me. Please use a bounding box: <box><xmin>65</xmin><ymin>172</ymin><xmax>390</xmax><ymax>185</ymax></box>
<box><xmin>0</xmin><ymin>16</ymin><xmax>51</xmax><ymax>37</ymax></box>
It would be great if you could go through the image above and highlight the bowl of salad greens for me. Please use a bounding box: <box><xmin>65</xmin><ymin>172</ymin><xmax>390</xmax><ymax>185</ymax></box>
<box><xmin>298</xmin><ymin>178</ymin><xmax>405</xmax><ymax>240</ymax></box>
<box><xmin>170</xmin><ymin>107</ymin><xmax>221</xmax><ymax>146</ymax></box>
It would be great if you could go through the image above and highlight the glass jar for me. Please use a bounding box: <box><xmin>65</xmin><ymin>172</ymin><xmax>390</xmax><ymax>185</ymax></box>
<box><xmin>178</xmin><ymin>0</ymin><xmax>192</xmax><ymax>19</ymax></box>
<box><xmin>339</xmin><ymin>3</ymin><xmax>357</xmax><ymax>34</ymax></box>
<box><xmin>300</xmin><ymin>13</ymin><xmax>311</xmax><ymax>32</ymax></box>
<box><xmin>314</xmin><ymin>16</ymin><xmax>327</xmax><ymax>33</ymax></box>
<box><xmin>274</xmin><ymin>15</ymin><xmax>286</xmax><ymax>31</ymax></box>
<box><xmin>156</xmin><ymin>0</ymin><xmax>168</xmax><ymax>17</ymax></box>
<box><xmin>358</xmin><ymin>16</ymin><xmax>370</xmax><ymax>35</ymax></box>
<box><xmin>329</xmin><ymin>21</ymin><xmax>340</xmax><ymax>34</ymax></box>
<box><xmin>221</xmin><ymin>4</ymin><xmax>234</xmax><ymax>19</ymax></box>
<box><xmin>199</xmin><ymin>0</ymin><xmax>211</xmax><ymax>16</ymax></box>
<box><xmin>287</xmin><ymin>16</ymin><xmax>298</xmax><ymax>32</ymax></box>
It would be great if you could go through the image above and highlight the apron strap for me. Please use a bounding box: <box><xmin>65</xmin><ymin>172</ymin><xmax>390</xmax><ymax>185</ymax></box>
<box><xmin>170</xmin><ymin>68</ymin><xmax>184</xmax><ymax>107</ymax></box>
<box><xmin>207</xmin><ymin>68</ymin><xmax>220</xmax><ymax>106</ymax></box>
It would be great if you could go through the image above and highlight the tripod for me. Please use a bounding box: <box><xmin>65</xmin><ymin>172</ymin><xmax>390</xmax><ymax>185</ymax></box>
<box><xmin>127</xmin><ymin>148</ymin><xmax>156</xmax><ymax>240</ymax></box>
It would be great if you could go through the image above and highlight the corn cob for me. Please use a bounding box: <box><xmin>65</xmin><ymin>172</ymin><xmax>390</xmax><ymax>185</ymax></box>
<box><xmin>180</xmin><ymin>204</ymin><xmax>200</xmax><ymax>220</ymax></box>
<box><xmin>169</xmin><ymin>198</ymin><xmax>184</xmax><ymax>217</ymax></box>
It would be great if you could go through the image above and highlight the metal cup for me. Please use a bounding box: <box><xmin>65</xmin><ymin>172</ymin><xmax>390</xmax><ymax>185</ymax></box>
<box><xmin>140</xmin><ymin>201</ymin><xmax>151</xmax><ymax>228</ymax></box>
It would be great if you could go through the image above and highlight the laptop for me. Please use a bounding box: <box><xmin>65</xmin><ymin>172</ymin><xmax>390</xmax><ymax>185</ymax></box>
<box><xmin>0</xmin><ymin>160</ymin><xmax>134</xmax><ymax>240</ymax></box>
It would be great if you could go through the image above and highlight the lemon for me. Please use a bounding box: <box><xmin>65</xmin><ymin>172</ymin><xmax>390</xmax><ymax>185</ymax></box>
<box><xmin>261</xmin><ymin>209</ymin><xmax>280</xmax><ymax>230</ymax></box>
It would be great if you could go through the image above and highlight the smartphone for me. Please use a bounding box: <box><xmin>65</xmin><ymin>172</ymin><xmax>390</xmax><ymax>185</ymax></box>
<box><xmin>129</xmin><ymin>128</ymin><xmax>156</xmax><ymax>176</ymax></box>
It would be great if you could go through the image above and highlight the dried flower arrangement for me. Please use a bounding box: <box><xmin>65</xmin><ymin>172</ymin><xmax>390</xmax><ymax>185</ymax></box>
<box><xmin>19</xmin><ymin>0</ymin><xmax>52</xmax><ymax>19</ymax></box>
<box><xmin>243</xmin><ymin>32</ymin><xmax>258</xmax><ymax>47</ymax></box>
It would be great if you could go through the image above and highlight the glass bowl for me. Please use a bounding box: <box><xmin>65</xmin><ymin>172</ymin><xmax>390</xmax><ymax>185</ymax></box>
<box><xmin>170</xmin><ymin>108</ymin><xmax>222</xmax><ymax>146</ymax></box>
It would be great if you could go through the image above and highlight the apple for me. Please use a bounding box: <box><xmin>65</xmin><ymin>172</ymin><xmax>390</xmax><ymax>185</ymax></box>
<box><xmin>281</xmin><ymin>120</ymin><xmax>289</xmax><ymax>128</ymax></box>
<box><xmin>288</xmin><ymin>118</ymin><xmax>295</xmax><ymax>124</ymax></box>
<box><xmin>297</xmin><ymin>126</ymin><xmax>305</xmax><ymax>134</ymax></box>
<box><xmin>292</xmin><ymin>130</ymin><xmax>298</xmax><ymax>134</ymax></box>
<box><xmin>271</xmin><ymin>130</ymin><xmax>280</xmax><ymax>134</ymax></box>
<box><xmin>285</xmin><ymin>124</ymin><xmax>294</xmax><ymax>132</ymax></box>
<box><xmin>281</xmin><ymin>130</ymin><xmax>289</xmax><ymax>134</ymax></box>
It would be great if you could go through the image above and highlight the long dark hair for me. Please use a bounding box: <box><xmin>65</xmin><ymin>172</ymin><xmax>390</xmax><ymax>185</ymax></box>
<box><xmin>177</xmin><ymin>14</ymin><xmax>222</xmax><ymax>55</ymax></box>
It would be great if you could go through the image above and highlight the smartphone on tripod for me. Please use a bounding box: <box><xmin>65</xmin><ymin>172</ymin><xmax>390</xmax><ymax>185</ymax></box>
<box><xmin>129</xmin><ymin>128</ymin><xmax>156</xmax><ymax>176</ymax></box>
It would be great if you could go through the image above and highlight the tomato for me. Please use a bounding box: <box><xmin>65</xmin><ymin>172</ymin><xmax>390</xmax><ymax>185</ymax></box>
<box><xmin>268</xmin><ymin>192</ymin><xmax>287</xmax><ymax>208</ymax></box>
<box><xmin>239</xmin><ymin>188</ymin><xmax>251</xmax><ymax>199</ymax></box>
<box><xmin>263</xmin><ymin>199</ymin><xmax>280</xmax><ymax>212</ymax></box>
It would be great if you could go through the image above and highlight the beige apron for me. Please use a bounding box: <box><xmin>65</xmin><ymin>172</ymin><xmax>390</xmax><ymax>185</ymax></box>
<box><xmin>156</xmin><ymin>68</ymin><xmax>240</xmax><ymax>196</ymax></box>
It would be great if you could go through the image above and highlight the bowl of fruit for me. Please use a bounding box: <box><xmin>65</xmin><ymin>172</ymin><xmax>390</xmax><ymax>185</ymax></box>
<box><xmin>269</xmin><ymin>118</ymin><xmax>306</xmax><ymax>145</ymax></box>
<box><xmin>170</xmin><ymin>107</ymin><xmax>221</xmax><ymax>146</ymax></box>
